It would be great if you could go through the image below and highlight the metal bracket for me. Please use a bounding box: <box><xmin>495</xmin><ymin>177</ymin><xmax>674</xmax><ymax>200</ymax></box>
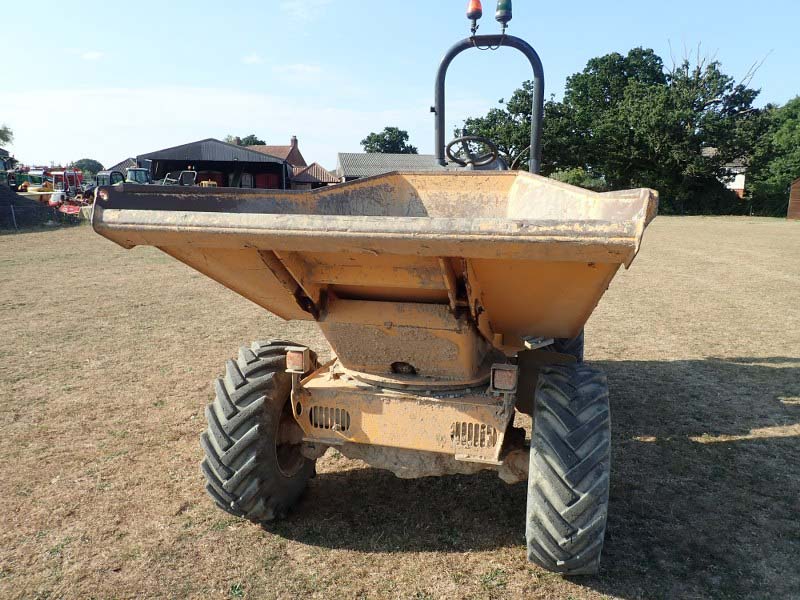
<box><xmin>522</xmin><ymin>336</ymin><xmax>554</xmax><ymax>351</ymax></box>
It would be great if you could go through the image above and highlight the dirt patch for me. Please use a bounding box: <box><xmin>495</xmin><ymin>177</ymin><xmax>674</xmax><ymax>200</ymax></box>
<box><xmin>1</xmin><ymin>217</ymin><xmax>798</xmax><ymax>599</ymax></box>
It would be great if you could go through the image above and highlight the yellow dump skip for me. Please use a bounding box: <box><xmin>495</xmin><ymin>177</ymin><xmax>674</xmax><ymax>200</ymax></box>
<box><xmin>93</xmin><ymin>171</ymin><xmax>657</xmax><ymax>350</ymax></box>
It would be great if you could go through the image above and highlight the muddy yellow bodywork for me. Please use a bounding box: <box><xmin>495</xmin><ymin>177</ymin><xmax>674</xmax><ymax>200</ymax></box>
<box><xmin>93</xmin><ymin>171</ymin><xmax>656</xmax><ymax>354</ymax></box>
<box><xmin>292</xmin><ymin>370</ymin><xmax>513</xmax><ymax>463</ymax></box>
<box><xmin>93</xmin><ymin>170</ymin><xmax>656</xmax><ymax>463</ymax></box>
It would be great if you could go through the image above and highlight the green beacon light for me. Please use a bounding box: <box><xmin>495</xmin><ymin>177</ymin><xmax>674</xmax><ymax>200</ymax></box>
<box><xmin>495</xmin><ymin>0</ymin><xmax>512</xmax><ymax>31</ymax></box>
<box><xmin>466</xmin><ymin>0</ymin><xmax>483</xmax><ymax>35</ymax></box>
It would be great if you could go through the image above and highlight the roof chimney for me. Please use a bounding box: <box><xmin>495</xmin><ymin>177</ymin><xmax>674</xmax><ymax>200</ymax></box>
<box><xmin>290</xmin><ymin>135</ymin><xmax>298</xmax><ymax>149</ymax></box>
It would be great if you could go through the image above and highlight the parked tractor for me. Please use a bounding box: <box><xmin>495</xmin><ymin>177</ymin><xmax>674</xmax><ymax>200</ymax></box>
<box><xmin>125</xmin><ymin>167</ymin><xmax>152</xmax><ymax>185</ymax></box>
<box><xmin>92</xmin><ymin>2</ymin><xmax>657</xmax><ymax>575</ymax></box>
<box><xmin>15</xmin><ymin>169</ymin><xmax>49</xmax><ymax>191</ymax></box>
<box><xmin>95</xmin><ymin>170</ymin><xmax>126</xmax><ymax>187</ymax></box>
<box><xmin>91</xmin><ymin>168</ymin><xmax>151</xmax><ymax>189</ymax></box>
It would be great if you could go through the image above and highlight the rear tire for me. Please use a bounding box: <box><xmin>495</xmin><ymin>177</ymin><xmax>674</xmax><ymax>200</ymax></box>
<box><xmin>200</xmin><ymin>340</ymin><xmax>315</xmax><ymax>522</ymax></box>
<box><xmin>526</xmin><ymin>362</ymin><xmax>610</xmax><ymax>575</ymax></box>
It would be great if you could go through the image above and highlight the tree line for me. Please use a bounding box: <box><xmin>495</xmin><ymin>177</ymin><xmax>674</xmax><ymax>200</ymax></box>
<box><xmin>461</xmin><ymin>47</ymin><xmax>798</xmax><ymax>216</ymax></box>
<box><xmin>5</xmin><ymin>45</ymin><xmax>797</xmax><ymax>216</ymax></box>
<box><xmin>364</xmin><ymin>48</ymin><xmax>798</xmax><ymax>216</ymax></box>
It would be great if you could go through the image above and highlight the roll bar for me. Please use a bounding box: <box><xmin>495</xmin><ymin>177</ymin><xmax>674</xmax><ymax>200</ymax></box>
<box><xmin>433</xmin><ymin>34</ymin><xmax>545</xmax><ymax>173</ymax></box>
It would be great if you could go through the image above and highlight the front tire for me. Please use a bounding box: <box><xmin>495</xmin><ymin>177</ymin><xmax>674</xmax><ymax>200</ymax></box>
<box><xmin>548</xmin><ymin>330</ymin><xmax>585</xmax><ymax>362</ymax></box>
<box><xmin>526</xmin><ymin>362</ymin><xmax>610</xmax><ymax>575</ymax></box>
<box><xmin>200</xmin><ymin>340</ymin><xmax>315</xmax><ymax>522</ymax></box>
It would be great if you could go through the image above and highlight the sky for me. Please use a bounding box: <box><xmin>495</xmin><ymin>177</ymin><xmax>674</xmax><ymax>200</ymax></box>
<box><xmin>1</xmin><ymin>0</ymin><xmax>798</xmax><ymax>170</ymax></box>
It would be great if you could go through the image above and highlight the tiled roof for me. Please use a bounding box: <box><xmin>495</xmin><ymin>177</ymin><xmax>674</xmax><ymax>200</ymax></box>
<box><xmin>138</xmin><ymin>138</ymin><xmax>285</xmax><ymax>164</ymax></box>
<box><xmin>336</xmin><ymin>153</ymin><xmax>449</xmax><ymax>179</ymax></box>
<box><xmin>248</xmin><ymin>143</ymin><xmax>307</xmax><ymax>167</ymax></box>
<box><xmin>251</xmin><ymin>145</ymin><xmax>292</xmax><ymax>160</ymax></box>
<box><xmin>291</xmin><ymin>162</ymin><xmax>338</xmax><ymax>184</ymax></box>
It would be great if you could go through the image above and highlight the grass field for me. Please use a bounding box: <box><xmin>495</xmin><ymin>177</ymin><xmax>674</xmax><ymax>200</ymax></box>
<box><xmin>1</xmin><ymin>217</ymin><xmax>798</xmax><ymax>600</ymax></box>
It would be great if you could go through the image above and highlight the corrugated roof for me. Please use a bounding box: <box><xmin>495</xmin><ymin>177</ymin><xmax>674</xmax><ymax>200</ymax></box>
<box><xmin>291</xmin><ymin>162</ymin><xmax>339</xmax><ymax>184</ymax></box>
<box><xmin>108</xmin><ymin>157</ymin><xmax>137</xmax><ymax>172</ymax></box>
<box><xmin>0</xmin><ymin>147</ymin><xmax>8</xmax><ymax>158</ymax></box>
<box><xmin>138</xmin><ymin>138</ymin><xmax>285</xmax><ymax>164</ymax></box>
<box><xmin>336</xmin><ymin>153</ymin><xmax>448</xmax><ymax>179</ymax></box>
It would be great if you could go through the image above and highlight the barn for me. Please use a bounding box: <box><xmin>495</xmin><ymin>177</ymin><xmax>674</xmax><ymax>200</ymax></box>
<box><xmin>138</xmin><ymin>138</ymin><xmax>290</xmax><ymax>189</ymax></box>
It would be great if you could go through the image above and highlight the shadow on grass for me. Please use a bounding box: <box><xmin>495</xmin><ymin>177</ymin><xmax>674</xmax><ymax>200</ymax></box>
<box><xmin>273</xmin><ymin>357</ymin><xmax>800</xmax><ymax>599</ymax></box>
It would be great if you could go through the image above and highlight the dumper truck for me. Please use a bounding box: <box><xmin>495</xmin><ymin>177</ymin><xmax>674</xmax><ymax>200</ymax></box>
<box><xmin>92</xmin><ymin>5</ymin><xmax>657</xmax><ymax>575</ymax></box>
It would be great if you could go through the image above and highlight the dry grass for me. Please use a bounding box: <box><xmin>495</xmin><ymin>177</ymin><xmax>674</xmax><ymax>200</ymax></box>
<box><xmin>0</xmin><ymin>217</ymin><xmax>798</xmax><ymax>600</ymax></box>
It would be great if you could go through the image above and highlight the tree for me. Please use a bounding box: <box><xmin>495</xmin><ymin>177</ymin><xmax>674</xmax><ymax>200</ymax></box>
<box><xmin>462</xmin><ymin>48</ymin><xmax>763</xmax><ymax>214</ymax></box>
<box><xmin>463</xmin><ymin>49</ymin><xmax>668</xmax><ymax>172</ymax></box>
<box><xmin>598</xmin><ymin>56</ymin><xmax>761</xmax><ymax>214</ymax></box>
<box><xmin>747</xmin><ymin>97</ymin><xmax>800</xmax><ymax>216</ymax></box>
<box><xmin>73</xmin><ymin>158</ymin><xmax>104</xmax><ymax>177</ymax></box>
<box><xmin>240</xmin><ymin>134</ymin><xmax>266</xmax><ymax>146</ymax></box>
<box><xmin>0</xmin><ymin>124</ymin><xmax>12</xmax><ymax>145</ymax></box>
<box><xmin>549</xmin><ymin>167</ymin><xmax>608</xmax><ymax>192</ymax></box>
<box><xmin>361</xmin><ymin>127</ymin><xmax>418</xmax><ymax>154</ymax></box>
<box><xmin>224</xmin><ymin>134</ymin><xmax>266</xmax><ymax>146</ymax></box>
<box><xmin>461</xmin><ymin>84</ymin><xmax>534</xmax><ymax>168</ymax></box>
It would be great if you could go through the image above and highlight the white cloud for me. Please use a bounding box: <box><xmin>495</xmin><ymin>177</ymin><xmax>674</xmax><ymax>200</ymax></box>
<box><xmin>81</xmin><ymin>51</ymin><xmax>104</xmax><ymax>61</ymax></box>
<box><xmin>241</xmin><ymin>53</ymin><xmax>264</xmax><ymax>65</ymax></box>
<box><xmin>280</xmin><ymin>0</ymin><xmax>332</xmax><ymax>21</ymax></box>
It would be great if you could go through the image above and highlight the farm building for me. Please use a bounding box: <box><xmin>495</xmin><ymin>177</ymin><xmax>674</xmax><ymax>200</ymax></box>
<box><xmin>701</xmin><ymin>147</ymin><xmax>747</xmax><ymax>198</ymax></box>
<box><xmin>336</xmin><ymin>153</ymin><xmax>448</xmax><ymax>182</ymax></box>
<box><xmin>722</xmin><ymin>158</ymin><xmax>747</xmax><ymax>198</ymax></box>
<box><xmin>290</xmin><ymin>162</ymin><xmax>339</xmax><ymax>190</ymax></box>
<box><xmin>248</xmin><ymin>136</ymin><xmax>307</xmax><ymax>168</ymax></box>
<box><xmin>138</xmin><ymin>138</ymin><xmax>290</xmax><ymax>189</ymax></box>
<box><xmin>249</xmin><ymin>136</ymin><xmax>337</xmax><ymax>189</ymax></box>
<box><xmin>789</xmin><ymin>177</ymin><xmax>800</xmax><ymax>220</ymax></box>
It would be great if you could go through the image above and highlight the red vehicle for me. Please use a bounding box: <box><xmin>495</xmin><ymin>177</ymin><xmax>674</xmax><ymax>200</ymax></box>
<box><xmin>47</xmin><ymin>169</ymin><xmax>90</xmax><ymax>218</ymax></box>
<box><xmin>51</xmin><ymin>169</ymin><xmax>84</xmax><ymax>196</ymax></box>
